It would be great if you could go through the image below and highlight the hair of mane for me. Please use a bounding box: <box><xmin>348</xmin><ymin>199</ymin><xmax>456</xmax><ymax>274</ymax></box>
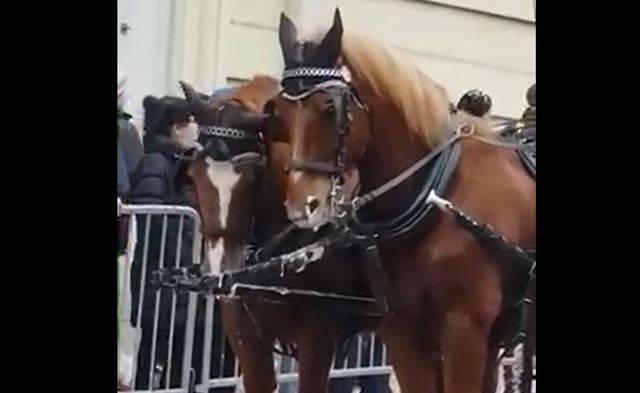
<box><xmin>227</xmin><ymin>75</ymin><xmax>280</xmax><ymax>112</ymax></box>
<box><xmin>341</xmin><ymin>33</ymin><xmax>453</xmax><ymax>148</ymax></box>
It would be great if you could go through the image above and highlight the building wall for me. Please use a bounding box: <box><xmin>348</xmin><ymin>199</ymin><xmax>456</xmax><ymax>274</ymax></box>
<box><xmin>118</xmin><ymin>0</ymin><xmax>535</xmax><ymax>119</ymax></box>
<box><xmin>117</xmin><ymin>0</ymin><xmax>173</xmax><ymax>123</ymax></box>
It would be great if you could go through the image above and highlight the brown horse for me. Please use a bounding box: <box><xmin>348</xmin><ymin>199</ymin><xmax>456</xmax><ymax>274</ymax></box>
<box><xmin>272</xmin><ymin>10</ymin><xmax>535</xmax><ymax>393</ymax></box>
<box><xmin>178</xmin><ymin>76</ymin><xmax>379</xmax><ymax>393</ymax></box>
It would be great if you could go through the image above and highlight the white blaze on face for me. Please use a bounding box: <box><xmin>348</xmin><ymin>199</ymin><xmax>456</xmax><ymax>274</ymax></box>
<box><xmin>207</xmin><ymin>239</ymin><xmax>225</xmax><ymax>275</ymax></box>
<box><xmin>204</xmin><ymin>157</ymin><xmax>241</xmax><ymax>274</ymax></box>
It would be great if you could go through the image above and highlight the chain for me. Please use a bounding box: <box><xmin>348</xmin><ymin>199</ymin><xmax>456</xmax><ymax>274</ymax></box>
<box><xmin>150</xmin><ymin>229</ymin><xmax>354</xmax><ymax>296</ymax></box>
<box><xmin>282</xmin><ymin>67</ymin><xmax>344</xmax><ymax>80</ymax></box>
<box><xmin>198</xmin><ymin>125</ymin><xmax>255</xmax><ymax>140</ymax></box>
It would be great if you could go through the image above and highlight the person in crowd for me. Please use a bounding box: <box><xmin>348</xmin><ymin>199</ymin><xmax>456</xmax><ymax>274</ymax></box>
<box><xmin>519</xmin><ymin>83</ymin><xmax>536</xmax><ymax>142</ymax></box>
<box><xmin>129</xmin><ymin>95</ymin><xmax>201</xmax><ymax>389</ymax></box>
<box><xmin>129</xmin><ymin>91</ymin><xmax>237</xmax><ymax>392</ymax></box>
<box><xmin>118</xmin><ymin>97</ymin><xmax>132</xmax><ymax>201</ymax></box>
<box><xmin>523</xmin><ymin>83</ymin><xmax>535</xmax><ymax>127</ymax></box>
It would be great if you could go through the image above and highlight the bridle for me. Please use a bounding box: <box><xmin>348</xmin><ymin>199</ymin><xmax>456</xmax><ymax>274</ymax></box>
<box><xmin>277</xmin><ymin>66</ymin><xmax>502</xmax><ymax>229</ymax></box>
<box><xmin>280</xmin><ymin>67</ymin><xmax>368</xmax><ymax>222</ymax></box>
<box><xmin>178</xmin><ymin>103</ymin><xmax>266</xmax><ymax>169</ymax></box>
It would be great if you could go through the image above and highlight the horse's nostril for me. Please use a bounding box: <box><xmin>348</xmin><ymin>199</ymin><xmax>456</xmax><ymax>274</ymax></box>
<box><xmin>305</xmin><ymin>197</ymin><xmax>320</xmax><ymax>216</ymax></box>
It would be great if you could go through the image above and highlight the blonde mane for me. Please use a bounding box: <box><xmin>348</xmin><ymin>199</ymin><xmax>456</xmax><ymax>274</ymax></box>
<box><xmin>341</xmin><ymin>34</ymin><xmax>453</xmax><ymax>148</ymax></box>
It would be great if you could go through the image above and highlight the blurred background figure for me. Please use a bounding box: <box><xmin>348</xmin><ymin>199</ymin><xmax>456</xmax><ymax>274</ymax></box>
<box><xmin>456</xmin><ymin>88</ymin><xmax>493</xmax><ymax>119</ymax></box>
<box><xmin>211</xmin><ymin>85</ymin><xmax>237</xmax><ymax>102</ymax></box>
<box><xmin>523</xmin><ymin>83</ymin><xmax>536</xmax><ymax>126</ymax></box>
<box><xmin>119</xmin><ymin>73</ymin><xmax>144</xmax><ymax>191</ymax></box>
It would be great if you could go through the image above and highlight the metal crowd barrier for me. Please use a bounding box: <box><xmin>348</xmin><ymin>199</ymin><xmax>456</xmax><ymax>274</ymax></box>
<box><xmin>117</xmin><ymin>201</ymin><xmax>530</xmax><ymax>393</ymax></box>
<box><xmin>118</xmin><ymin>202</ymin><xmax>202</xmax><ymax>392</ymax></box>
<box><xmin>191</xmin><ymin>297</ymin><xmax>392</xmax><ymax>392</ymax></box>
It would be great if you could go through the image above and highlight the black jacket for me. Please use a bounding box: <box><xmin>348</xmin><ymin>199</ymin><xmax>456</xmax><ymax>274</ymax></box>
<box><xmin>129</xmin><ymin>134</ymin><xmax>197</xmax><ymax>326</ymax></box>
<box><xmin>130</xmin><ymin>134</ymin><xmax>192</xmax><ymax>205</ymax></box>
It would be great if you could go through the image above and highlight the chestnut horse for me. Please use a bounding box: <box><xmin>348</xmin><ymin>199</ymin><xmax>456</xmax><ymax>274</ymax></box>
<box><xmin>177</xmin><ymin>76</ymin><xmax>380</xmax><ymax>393</ymax></box>
<box><xmin>272</xmin><ymin>10</ymin><xmax>535</xmax><ymax>393</ymax></box>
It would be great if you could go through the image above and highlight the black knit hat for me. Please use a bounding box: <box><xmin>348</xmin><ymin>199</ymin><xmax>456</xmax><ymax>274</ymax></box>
<box><xmin>143</xmin><ymin>95</ymin><xmax>192</xmax><ymax>135</ymax></box>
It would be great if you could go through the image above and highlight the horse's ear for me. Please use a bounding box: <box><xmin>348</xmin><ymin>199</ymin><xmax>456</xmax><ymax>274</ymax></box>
<box><xmin>279</xmin><ymin>12</ymin><xmax>299</xmax><ymax>67</ymax></box>
<box><xmin>179</xmin><ymin>80</ymin><xmax>206</xmax><ymax>107</ymax></box>
<box><xmin>314</xmin><ymin>8</ymin><xmax>343</xmax><ymax>66</ymax></box>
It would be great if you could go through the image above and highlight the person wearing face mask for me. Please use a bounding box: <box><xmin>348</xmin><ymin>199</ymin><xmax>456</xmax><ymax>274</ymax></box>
<box><xmin>130</xmin><ymin>95</ymin><xmax>199</xmax><ymax>205</ymax></box>
<box><xmin>129</xmin><ymin>95</ymin><xmax>204</xmax><ymax>390</ymax></box>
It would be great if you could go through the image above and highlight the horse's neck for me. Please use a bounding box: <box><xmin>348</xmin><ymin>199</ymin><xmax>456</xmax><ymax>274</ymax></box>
<box><xmin>252</xmin><ymin>166</ymin><xmax>289</xmax><ymax>243</ymax></box>
<box><xmin>357</xmin><ymin>94</ymin><xmax>433</xmax><ymax>217</ymax></box>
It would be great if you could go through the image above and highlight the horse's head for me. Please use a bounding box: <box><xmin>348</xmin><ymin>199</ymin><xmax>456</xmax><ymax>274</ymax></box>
<box><xmin>179</xmin><ymin>77</ymin><xmax>278</xmax><ymax>274</ymax></box>
<box><xmin>271</xmin><ymin>9</ymin><xmax>370</xmax><ymax>229</ymax></box>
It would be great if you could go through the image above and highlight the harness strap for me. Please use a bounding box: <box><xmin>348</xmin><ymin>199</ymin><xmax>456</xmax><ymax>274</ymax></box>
<box><xmin>288</xmin><ymin>160</ymin><xmax>341</xmax><ymax>175</ymax></box>
<box><xmin>469</xmin><ymin>135</ymin><xmax>530</xmax><ymax>150</ymax></box>
<box><xmin>280</xmin><ymin>79</ymin><xmax>349</xmax><ymax>101</ymax></box>
<box><xmin>352</xmin><ymin>235</ymin><xmax>400</xmax><ymax>315</ymax></box>
<box><xmin>353</xmin><ymin>128</ymin><xmax>471</xmax><ymax>212</ymax></box>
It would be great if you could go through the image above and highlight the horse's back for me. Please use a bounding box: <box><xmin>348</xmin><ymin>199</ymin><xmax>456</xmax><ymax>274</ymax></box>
<box><xmin>452</xmin><ymin>138</ymin><xmax>535</xmax><ymax>248</ymax></box>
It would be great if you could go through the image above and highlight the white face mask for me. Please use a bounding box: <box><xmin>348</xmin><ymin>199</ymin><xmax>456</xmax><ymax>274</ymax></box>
<box><xmin>170</xmin><ymin>116</ymin><xmax>199</xmax><ymax>149</ymax></box>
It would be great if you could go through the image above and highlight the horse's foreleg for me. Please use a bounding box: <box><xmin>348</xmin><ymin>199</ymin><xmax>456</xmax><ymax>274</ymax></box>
<box><xmin>221</xmin><ymin>300</ymin><xmax>277</xmax><ymax>393</ymax></box>
<box><xmin>482</xmin><ymin>346</ymin><xmax>500</xmax><ymax>393</ymax></box>
<box><xmin>295</xmin><ymin>325</ymin><xmax>336</xmax><ymax>393</ymax></box>
<box><xmin>380</xmin><ymin>315</ymin><xmax>440</xmax><ymax>393</ymax></box>
<box><xmin>441</xmin><ymin>309</ymin><xmax>494</xmax><ymax>393</ymax></box>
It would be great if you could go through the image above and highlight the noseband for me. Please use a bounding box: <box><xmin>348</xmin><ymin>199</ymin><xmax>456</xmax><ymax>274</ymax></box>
<box><xmin>280</xmin><ymin>67</ymin><xmax>367</xmax><ymax>221</ymax></box>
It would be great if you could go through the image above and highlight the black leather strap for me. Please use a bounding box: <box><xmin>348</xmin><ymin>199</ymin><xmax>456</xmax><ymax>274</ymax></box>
<box><xmin>351</xmin><ymin>141</ymin><xmax>462</xmax><ymax>240</ymax></box>
<box><xmin>288</xmin><ymin>159</ymin><xmax>341</xmax><ymax>175</ymax></box>
<box><xmin>517</xmin><ymin>148</ymin><xmax>536</xmax><ymax>178</ymax></box>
